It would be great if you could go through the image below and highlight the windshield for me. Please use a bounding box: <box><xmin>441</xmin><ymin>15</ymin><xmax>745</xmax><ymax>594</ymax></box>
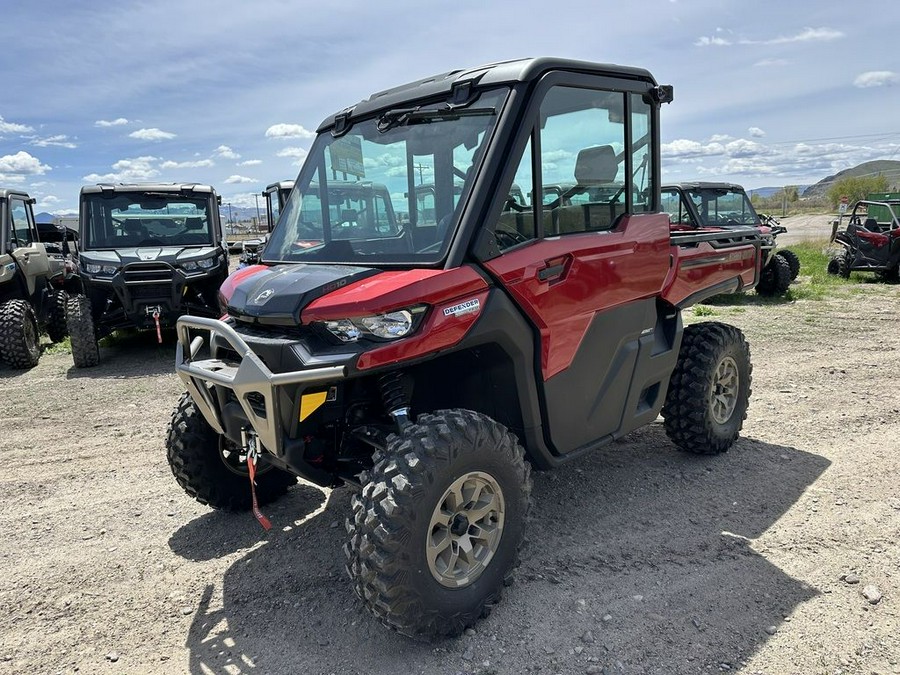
<box><xmin>683</xmin><ymin>188</ymin><xmax>760</xmax><ymax>227</ymax></box>
<box><xmin>81</xmin><ymin>192</ymin><xmax>216</xmax><ymax>249</ymax></box>
<box><xmin>265</xmin><ymin>87</ymin><xmax>509</xmax><ymax>265</ymax></box>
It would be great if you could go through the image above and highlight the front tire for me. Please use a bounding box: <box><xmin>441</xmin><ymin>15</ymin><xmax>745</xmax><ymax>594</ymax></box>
<box><xmin>166</xmin><ymin>392</ymin><xmax>297</xmax><ymax>510</ymax></box>
<box><xmin>66</xmin><ymin>294</ymin><xmax>99</xmax><ymax>368</ymax></box>
<box><xmin>776</xmin><ymin>249</ymin><xmax>801</xmax><ymax>280</ymax></box>
<box><xmin>827</xmin><ymin>252</ymin><xmax>851</xmax><ymax>279</ymax></box>
<box><xmin>0</xmin><ymin>299</ymin><xmax>41</xmax><ymax>369</ymax></box>
<box><xmin>344</xmin><ymin>409</ymin><xmax>531</xmax><ymax>638</ymax></box>
<box><xmin>756</xmin><ymin>254</ymin><xmax>791</xmax><ymax>296</ymax></box>
<box><xmin>662</xmin><ymin>322</ymin><xmax>752</xmax><ymax>455</ymax></box>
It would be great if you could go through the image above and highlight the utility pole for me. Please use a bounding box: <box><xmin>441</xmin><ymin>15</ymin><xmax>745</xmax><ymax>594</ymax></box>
<box><xmin>254</xmin><ymin>193</ymin><xmax>262</xmax><ymax>231</ymax></box>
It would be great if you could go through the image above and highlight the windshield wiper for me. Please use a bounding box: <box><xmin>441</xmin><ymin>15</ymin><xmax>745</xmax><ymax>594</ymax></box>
<box><xmin>377</xmin><ymin>105</ymin><xmax>495</xmax><ymax>132</ymax></box>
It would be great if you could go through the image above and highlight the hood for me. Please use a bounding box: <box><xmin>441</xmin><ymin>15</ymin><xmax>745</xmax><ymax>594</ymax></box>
<box><xmin>222</xmin><ymin>263</ymin><xmax>379</xmax><ymax>324</ymax></box>
<box><xmin>81</xmin><ymin>246</ymin><xmax>220</xmax><ymax>265</ymax></box>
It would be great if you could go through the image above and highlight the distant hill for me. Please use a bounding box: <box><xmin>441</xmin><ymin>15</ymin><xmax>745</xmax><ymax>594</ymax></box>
<box><xmin>803</xmin><ymin>160</ymin><xmax>900</xmax><ymax>197</ymax></box>
<box><xmin>748</xmin><ymin>186</ymin><xmax>809</xmax><ymax>199</ymax></box>
<box><xmin>35</xmin><ymin>211</ymin><xmax>56</xmax><ymax>223</ymax></box>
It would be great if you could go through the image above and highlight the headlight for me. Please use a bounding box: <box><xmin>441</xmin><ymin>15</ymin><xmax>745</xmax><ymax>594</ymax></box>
<box><xmin>180</xmin><ymin>256</ymin><xmax>216</xmax><ymax>272</ymax></box>
<box><xmin>322</xmin><ymin>306</ymin><xmax>426</xmax><ymax>342</ymax></box>
<box><xmin>84</xmin><ymin>262</ymin><xmax>118</xmax><ymax>275</ymax></box>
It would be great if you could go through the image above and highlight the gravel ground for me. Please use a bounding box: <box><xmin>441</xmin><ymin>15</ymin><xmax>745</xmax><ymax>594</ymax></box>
<box><xmin>1</xmin><ymin>249</ymin><xmax>898</xmax><ymax>675</ymax></box>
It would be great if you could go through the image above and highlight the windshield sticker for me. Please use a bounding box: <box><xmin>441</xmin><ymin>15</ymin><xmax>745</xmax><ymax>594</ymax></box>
<box><xmin>443</xmin><ymin>298</ymin><xmax>481</xmax><ymax>318</ymax></box>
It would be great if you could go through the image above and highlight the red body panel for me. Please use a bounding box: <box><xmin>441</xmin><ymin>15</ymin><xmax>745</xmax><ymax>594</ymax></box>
<box><xmin>302</xmin><ymin>267</ymin><xmax>488</xmax><ymax>321</ymax></box>
<box><xmin>356</xmin><ymin>290</ymin><xmax>490</xmax><ymax>370</ymax></box>
<box><xmin>483</xmin><ymin>214</ymin><xmax>671</xmax><ymax>379</ymax></box>
<box><xmin>857</xmin><ymin>230</ymin><xmax>889</xmax><ymax>247</ymax></box>
<box><xmin>302</xmin><ymin>267</ymin><xmax>491</xmax><ymax>370</ymax></box>
<box><xmin>661</xmin><ymin>242</ymin><xmax>759</xmax><ymax>307</ymax></box>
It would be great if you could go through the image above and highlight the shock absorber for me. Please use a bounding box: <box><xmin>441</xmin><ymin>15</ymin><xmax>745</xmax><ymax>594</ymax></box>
<box><xmin>378</xmin><ymin>371</ymin><xmax>412</xmax><ymax>432</ymax></box>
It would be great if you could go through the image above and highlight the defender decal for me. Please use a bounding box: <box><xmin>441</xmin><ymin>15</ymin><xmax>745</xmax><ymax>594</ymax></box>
<box><xmin>443</xmin><ymin>298</ymin><xmax>481</xmax><ymax>317</ymax></box>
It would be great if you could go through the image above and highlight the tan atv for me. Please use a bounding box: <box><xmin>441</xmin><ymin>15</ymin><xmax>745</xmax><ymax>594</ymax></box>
<box><xmin>0</xmin><ymin>189</ymin><xmax>82</xmax><ymax>368</ymax></box>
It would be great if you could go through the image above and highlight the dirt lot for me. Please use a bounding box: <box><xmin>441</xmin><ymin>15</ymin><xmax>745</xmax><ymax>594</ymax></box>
<box><xmin>1</xmin><ymin>244</ymin><xmax>898</xmax><ymax>675</ymax></box>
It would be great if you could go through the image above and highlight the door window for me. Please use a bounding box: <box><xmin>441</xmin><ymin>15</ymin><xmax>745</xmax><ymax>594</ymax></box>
<box><xmin>9</xmin><ymin>198</ymin><xmax>35</xmax><ymax>247</ymax></box>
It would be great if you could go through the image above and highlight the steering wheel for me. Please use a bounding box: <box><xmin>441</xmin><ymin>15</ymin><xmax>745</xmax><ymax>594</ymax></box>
<box><xmin>495</xmin><ymin>227</ymin><xmax>530</xmax><ymax>249</ymax></box>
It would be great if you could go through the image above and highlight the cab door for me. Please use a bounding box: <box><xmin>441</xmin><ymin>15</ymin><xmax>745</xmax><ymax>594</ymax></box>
<box><xmin>479</xmin><ymin>78</ymin><xmax>674</xmax><ymax>456</ymax></box>
<box><xmin>7</xmin><ymin>196</ymin><xmax>50</xmax><ymax>297</ymax></box>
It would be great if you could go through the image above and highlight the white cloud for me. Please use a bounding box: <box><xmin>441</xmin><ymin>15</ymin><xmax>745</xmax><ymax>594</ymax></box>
<box><xmin>224</xmin><ymin>175</ymin><xmax>255</xmax><ymax>184</ymax></box>
<box><xmin>748</xmin><ymin>127</ymin><xmax>766</xmax><ymax>138</ymax></box>
<box><xmin>0</xmin><ymin>116</ymin><xmax>34</xmax><ymax>134</ymax></box>
<box><xmin>0</xmin><ymin>151</ymin><xmax>51</xmax><ymax>175</ymax></box>
<box><xmin>754</xmin><ymin>58</ymin><xmax>789</xmax><ymax>67</ymax></box>
<box><xmin>95</xmin><ymin>118</ymin><xmax>129</xmax><ymax>127</ymax></box>
<box><xmin>697</xmin><ymin>26</ymin><xmax>842</xmax><ymax>48</ymax></box>
<box><xmin>159</xmin><ymin>159</ymin><xmax>215</xmax><ymax>169</ymax></box>
<box><xmin>238</xmin><ymin>159</ymin><xmax>262</xmax><ymax>166</ymax></box>
<box><xmin>215</xmin><ymin>145</ymin><xmax>241</xmax><ymax>159</ymax></box>
<box><xmin>276</xmin><ymin>147</ymin><xmax>308</xmax><ymax>160</ymax></box>
<box><xmin>129</xmin><ymin>128</ymin><xmax>176</xmax><ymax>141</ymax></box>
<box><xmin>853</xmin><ymin>71</ymin><xmax>898</xmax><ymax>88</ymax></box>
<box><xmin>0</xmin><ymin>174</ymin><xmax>26</xmax><ymax>183</ymax></box>
<box><xmin>31</xmin><ymin>134</ymin><xmax>78</xmax><ymax>149</ymax></box>
<box><xmin>762</xmin><ymin>27</ymin><xmax>843</xmax><ymax>45</ymax></box>
<box><xmin>37</xmin><ymin>195</ymin><xmax>61</xmax><ymax>208</ymax></box>
<box><xmin>265</xmin><ymin>123</ymin><xmax>315</xmax><ymax>139</ymax></box>
<box><xmin>695</xmin><ymin>35</ymin><xmax>731</xmax><ymax>47</ymax></box>
<box><xmin>83</xmin><ymin>155</ymin><xmax>159</xmax><ymax>182</ymax></box>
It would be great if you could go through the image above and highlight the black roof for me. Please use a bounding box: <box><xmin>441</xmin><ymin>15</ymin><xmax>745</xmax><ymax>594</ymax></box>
<box><xmin>318</xmin><ymin>57</ymin><xmax>659</xmax><ymax>132</ymax></box>
<box><xmin>662</xmin><ymin>182</ymin><xmax>748</xmax><ymax>193</ymax></box>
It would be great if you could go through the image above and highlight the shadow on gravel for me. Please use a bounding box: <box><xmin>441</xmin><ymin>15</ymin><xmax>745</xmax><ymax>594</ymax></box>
<box><xmin>64</xmin><ymin>329</ymin><xmax>177</xmax><ymax>379</ymax></box>
<box><xmin>177</xmin><ymin>424</ymin><xmax>830</xmax><ymax>675</ymax></box>
<box><xmin>168</xmin><ymin>483</ymin><xmax>328</xmax><ymax>562</ymax></box>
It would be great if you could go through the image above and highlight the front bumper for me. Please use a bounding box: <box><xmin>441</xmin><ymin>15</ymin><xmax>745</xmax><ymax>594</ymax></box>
<box><xmin>175</xmin><ymin>316</ymin><xmax>346</xmax><ymax>457</ymax></box>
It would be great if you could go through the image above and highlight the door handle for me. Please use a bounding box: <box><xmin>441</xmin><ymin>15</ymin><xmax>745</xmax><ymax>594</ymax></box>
<box><xmin>537</xmin><ymin>264</ymin><xmax>565</xmax><ymax>281</ymax></box>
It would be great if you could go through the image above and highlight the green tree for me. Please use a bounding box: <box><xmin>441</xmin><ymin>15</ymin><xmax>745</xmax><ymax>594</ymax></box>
<box><xmin>826</xmin><ymin>174</ymin><xmax>890</xmax><ymax>208</ymax></box>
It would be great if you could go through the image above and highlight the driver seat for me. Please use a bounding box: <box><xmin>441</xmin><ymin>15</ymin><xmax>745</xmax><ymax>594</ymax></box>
<box><xmin>121</xmin><ymin>219</ymin><xmax>147</xmax><ymax>242</ymax></box>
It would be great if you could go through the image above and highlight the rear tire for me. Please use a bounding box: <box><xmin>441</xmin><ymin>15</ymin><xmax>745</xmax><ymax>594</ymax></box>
<box><xmin>344</xmin><ymin>409</ymin><xmax>531</xmax><ymax>638</ymax></box>
<box><xmin>46</xmin><ymin>289</ymin><xmax>69</xmax><ymax>343</ymax></box>
<box><xmin>166</xmin><ymin>392</ymin><xmax>296</xmax><ymax>510</ymax></box>
<box><xmin>663</xmin><ymin>322</ymin><xmax>751</xmax><ymax>455</ymax></box>
<box><xmin>0</xmin><ymin>299</ymin><xmax>41</xmax><ymax>369</ymax></box>
<box><xmin>827</xmin><ymin>252</ymin><xmax>851</xmax><ymax>279</ymax></box>
<box><xmin>776</xmin><ymin>249</ymin><xmax>800</xmax><ymax>280</ymax></box>
<box><xmin>66</xmin><ymin>294</ymin><xmax>99</xmax><ymax>368</ymax></box>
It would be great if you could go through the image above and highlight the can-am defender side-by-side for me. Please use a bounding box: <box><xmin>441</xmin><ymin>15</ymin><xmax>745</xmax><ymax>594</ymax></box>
<box><xmin>68</xmin><ymin>183</ymin><xmax>229</xmax><ymax>367</ymax></box>
<box><xmin>166</xmin><ymin>58</ymin><xmax>762</xmax><ymax>638</ymax></box>
<box><xmin>827</xmin><ymin>199</ymin><xmax>900</xmax><ymax>281</ymax></box>
<box><xmin>0</xmin><ymin>189</ymin><xmax>82</xmax><ymax>368</ymax></box>
<box><xmin>662</xmin><ymin>182</ymin><xmax>799</xmax><ymax>296</ymax></box>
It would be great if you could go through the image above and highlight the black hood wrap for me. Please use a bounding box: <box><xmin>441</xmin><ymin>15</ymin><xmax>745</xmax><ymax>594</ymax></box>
<box><xmin>226</xmin><ymin>263</ymin><xmax>380</xmax><ymax>324</ymax></box>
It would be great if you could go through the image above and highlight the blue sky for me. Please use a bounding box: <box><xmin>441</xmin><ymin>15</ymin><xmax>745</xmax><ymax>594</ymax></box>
<box><xmin>3</xmin><ymin>0</ymin><xmax>898</xmax><ymax>214</ymax></box>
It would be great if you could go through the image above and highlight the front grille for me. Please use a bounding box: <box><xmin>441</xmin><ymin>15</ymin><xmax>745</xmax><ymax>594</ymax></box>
<box><xmin>123</xmin><ymin>263</ymin><xmax>175</xmax><ymax>283</ymax></box>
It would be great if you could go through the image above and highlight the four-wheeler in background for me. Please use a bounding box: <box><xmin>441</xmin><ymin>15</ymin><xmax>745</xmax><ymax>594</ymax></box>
<box><xmin>68</xmin><ymin>183</ymin><xmax>230</xmax><ymax>367</ymax></box>
<box><xmin>0</xmin><ymin>189</ymin><xmax>82</xmax><ymax>369</ymax></box>
<box><xmin>827</xmin><ymin>199</ymin><xmax>900</xmax><ymax>281</ymax></box>
<box><xmin>166</xmin><ymin>58</ymin><xmax>764</xmax><ymax>638</ymax></box>
<box><xmin>662</xmin><ymin>182</ymin><xmax>800</xmax><ymax>296</ymax></box>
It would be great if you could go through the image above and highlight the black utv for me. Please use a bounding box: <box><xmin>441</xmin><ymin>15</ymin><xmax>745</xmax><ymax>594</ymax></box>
<box><xmin>827</xmin><ymin>199</ymin><xmax>900</xmax><ymax>281</ymax></box>
<box><xmin>68</xmin><ymin>183</ymin><xmax>229</xmax><ymax>367</ymax></box>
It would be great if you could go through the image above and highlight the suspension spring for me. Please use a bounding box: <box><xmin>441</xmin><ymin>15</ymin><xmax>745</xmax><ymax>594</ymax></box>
<box><xmin>378</xmin><ymin>371</ymin><xmax>412</xmax><ymax>431</ymax></box>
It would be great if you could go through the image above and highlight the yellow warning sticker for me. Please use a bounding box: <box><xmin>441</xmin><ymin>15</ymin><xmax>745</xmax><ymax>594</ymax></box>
<box><xmin>299</xmin><ymin>391</ymin><xmax>328</xmax><ymax>421</ymax></box>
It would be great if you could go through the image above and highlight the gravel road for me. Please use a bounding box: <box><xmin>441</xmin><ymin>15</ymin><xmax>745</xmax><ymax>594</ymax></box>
<box><xmin>0</xmin><ymin>266</ymin><xmax>897</xmax><ymax>675</ymax></box>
